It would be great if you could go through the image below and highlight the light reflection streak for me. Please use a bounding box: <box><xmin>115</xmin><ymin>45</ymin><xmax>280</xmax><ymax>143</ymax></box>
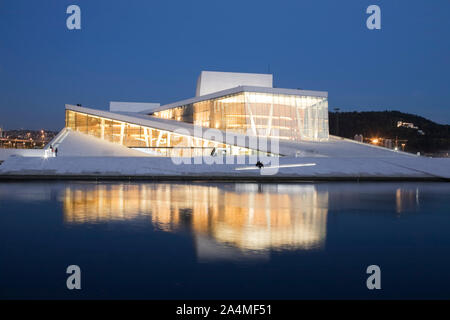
<box><xmin>62</xmin><ymin>183</ymin><xmax>329</xmax><ymax>254</ymax></box>
<box><xmin>0</xmin><ymin>182</ymin><xmax>436</xmax><ymax>260</ymax></box>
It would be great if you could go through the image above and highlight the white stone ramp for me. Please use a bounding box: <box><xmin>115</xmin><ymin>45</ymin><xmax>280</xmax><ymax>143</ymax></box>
<box><xmin>49</xmin><ymin>129</ymin><xmax>149</xmax><ymax>157</ymax></box>
<box><xmin>1</xmin><ymin>130</ymin><xmax>449</xmax><ymax>180</ymax></box>
<box><xmin>1</xmin><ymin>156</ymin><xmax>449</xmax><ymax>180</ymax></box>
<box><xmin>279</xmin><ymin>136</ymin><xmax>416</xmax><ymax>158</ymax></box>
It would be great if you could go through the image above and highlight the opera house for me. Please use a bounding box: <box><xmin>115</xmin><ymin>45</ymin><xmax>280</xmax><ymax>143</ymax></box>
<box><xmin>1</xmin><ymin>71</ymin><xmax>449</xmax><ymax>180</ymax></box>
<box><xmin>63</xmin><ymin>71</ymin><xmax>329</xmax><ymax>157</ymax></box>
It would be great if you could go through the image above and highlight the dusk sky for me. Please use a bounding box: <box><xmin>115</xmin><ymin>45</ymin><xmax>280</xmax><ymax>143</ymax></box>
<box><xmin>0</xmin><ymin>0</ymin><xmax>449</xmax><ymax>130</ymax></box>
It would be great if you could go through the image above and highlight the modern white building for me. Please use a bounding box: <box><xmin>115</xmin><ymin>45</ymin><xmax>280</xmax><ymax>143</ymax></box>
<box><xmin>1</xmin><ymin>71</ymin><xmax>449</xmax><ymax>180</ymax></box>
<box><xmin>195</xmin><ymin>71</ymin><xmax>273</xmax><ymax>96</ymax></box>
<box><xmin>63</xmin><ymin>71</ymin><xmax>329</xmax><ymax>157</ymax></box>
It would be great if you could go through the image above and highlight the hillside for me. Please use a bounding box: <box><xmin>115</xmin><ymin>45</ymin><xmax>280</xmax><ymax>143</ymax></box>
<box><xmin>328</xmin><ymin>111</ymin><xmax>450</xmax><ymax>154</ymax></box>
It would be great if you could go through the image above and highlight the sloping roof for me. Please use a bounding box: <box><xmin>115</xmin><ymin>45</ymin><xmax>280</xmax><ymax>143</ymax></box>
<box><xmin>110</xmin><ymin>101</ymin><xmax>160</xmax><ymax>113</ymax></box>
<box><xmin>140</xmin><ymin>85</ymin><xmax>328</xmax><ymax>114</ymax></box>
<box><xmin>65</xmin><ymin>104</ymin><xmax>281</xmax><ymax>155</ymax></box>
<box><xmin>56</xmin><ymin>129</ymin><xmax>150</xmax><ymax>157</ymax></box>
<box><xmin>66</xmin><ymin>104</ymin><xmax>416</xmax><ymax>158</ymax></box>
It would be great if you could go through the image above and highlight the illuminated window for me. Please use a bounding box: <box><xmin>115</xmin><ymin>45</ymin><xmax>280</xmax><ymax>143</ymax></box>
<box><xmin>153</xmin><ymin>91</ymin><xmax>329</xmax><ymax>142</ymax></box>
<box><xmin>65</xmin><ymin>110</ymin><xmax>272</xmax><ymax>157</ymax></box>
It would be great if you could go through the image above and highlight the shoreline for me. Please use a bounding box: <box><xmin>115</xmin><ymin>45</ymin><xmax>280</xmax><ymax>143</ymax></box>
<box><xmin>0</xmin><ymin>174</ymin><xmax>448</xmax><ymax>182</ymax></box>
<box><xmin>1</xmin><ymin>155</ymin><xmax>449</xmax><ymax>182</ymax></box>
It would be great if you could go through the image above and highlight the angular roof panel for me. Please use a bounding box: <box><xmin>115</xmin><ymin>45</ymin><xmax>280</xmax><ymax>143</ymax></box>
<box><xmin>141</xmin><ymin>85</ymin><xmax>328</xmax><ymax>114</ymax></box>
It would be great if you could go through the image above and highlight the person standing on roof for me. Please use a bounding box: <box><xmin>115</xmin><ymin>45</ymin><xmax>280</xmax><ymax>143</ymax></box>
<box><xmin>255</xmin><ymin>160</ymin><xmax>264</xmax><ymax>169</ymax></box>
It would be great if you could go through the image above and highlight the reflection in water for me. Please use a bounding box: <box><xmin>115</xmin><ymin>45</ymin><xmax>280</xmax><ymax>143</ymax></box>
<box><xmin>0</xmin><ymin>182</ymin><xmax>432</xmax><ymax>261</ymax></box>
<box><xmin>63</xmin><ymin>184</ymin><xmax>181</xmax><ymax>229</ymax></box>
<box><xmin>62</xmin><ymin>183</ymin><xmax>329</xmax><ymax>254</ymax></box>
<box><xmin>2</xmin><ymin>181</ymin><xmax>450</xmax><ymax>299</ymax></box>
<box><xmin>396</xmin><ymin>188</ymin><xmax>419</xmax><ymax>214</ymax></box>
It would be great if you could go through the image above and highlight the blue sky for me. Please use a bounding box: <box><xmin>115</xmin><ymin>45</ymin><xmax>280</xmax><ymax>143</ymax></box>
<box><xmin>0</xmin><ymin>0</ymin><xmax>449</xmax><ymax>130</ymax></box>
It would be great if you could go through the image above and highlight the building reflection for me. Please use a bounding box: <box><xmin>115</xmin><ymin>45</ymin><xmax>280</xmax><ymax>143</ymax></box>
<box><xmin>395</xmin><ymin>187</ymin><xmax>420</xmax><ymax>214</ymax></box>
<box><xmin>0</xmin><ymin>181</ymin><xmax>434</xmax><ymax>260</ymax></box>
<box><xmin>62</xmin><ymin>183</ymin><xmax>329</xmax><ymax>256</ymax></box>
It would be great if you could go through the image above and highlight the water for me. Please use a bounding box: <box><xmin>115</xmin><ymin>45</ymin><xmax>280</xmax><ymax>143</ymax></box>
<box><xmin>0</xmin><ymin>181</ymin><xmax>449</xmax><ymax>299</ymax></box>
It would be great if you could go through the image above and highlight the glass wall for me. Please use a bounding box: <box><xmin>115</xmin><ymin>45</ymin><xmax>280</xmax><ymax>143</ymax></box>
<box><xmin>65</xmin><ymin>110</ymin><xmax>263</xmax><ymax>157</ymax></box>
<box><xmin>153</xmin><ymin>91</ymin><xmax>329</xmax><ymax>141</ymax></box>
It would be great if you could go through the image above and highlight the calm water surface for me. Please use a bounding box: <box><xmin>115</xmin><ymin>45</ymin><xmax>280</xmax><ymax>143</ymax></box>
<box><xmin>0</xmin><ymin>181</ymin><xmax>449</xmax><ymax>299</ymax></box>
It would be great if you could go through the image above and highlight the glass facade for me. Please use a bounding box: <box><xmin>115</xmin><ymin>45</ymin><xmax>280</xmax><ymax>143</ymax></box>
<box><xmin>65</xmin><ymin>110</ymin><xmax>265</xmax><ymax>157</ymax></box>
<box><xmin>153</xmin><ymin>91</ymin><xmax>329</xmax><ymax>141</ymax></box>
